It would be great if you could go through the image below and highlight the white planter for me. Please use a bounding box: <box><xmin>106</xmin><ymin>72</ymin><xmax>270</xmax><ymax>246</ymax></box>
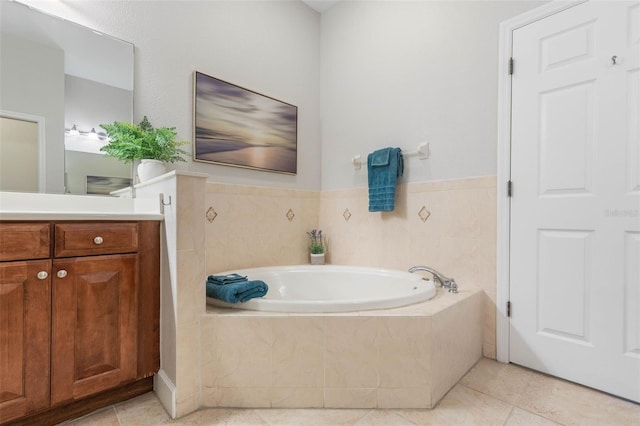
<box><xmin>310</xmin><ymin>253</ymin><xmax>325</xmax><ymax>265</ymax></box>
<box><xmin>137</xmin><ymin>159</ymin><xmax>166</xmax><ymax>182</ymax></box>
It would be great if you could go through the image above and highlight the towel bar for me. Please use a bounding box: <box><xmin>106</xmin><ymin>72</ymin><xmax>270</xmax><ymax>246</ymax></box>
<box><xmin>352</xmin><ymin>142</ymin><xmax>429</xmax><ymax>170</ymax></box>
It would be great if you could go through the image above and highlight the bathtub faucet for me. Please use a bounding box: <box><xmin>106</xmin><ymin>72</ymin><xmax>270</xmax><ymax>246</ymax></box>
<box><xmin>408</xmin><ymin>266</ymin><xmax>458</xmax><ymax>293</ymax></box>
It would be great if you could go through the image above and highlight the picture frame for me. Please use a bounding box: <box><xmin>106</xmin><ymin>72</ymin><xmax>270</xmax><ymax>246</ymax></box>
<box><xmin>86</xmin><ymin>175</ymin><xmax>132</xmax><ymax>195</ymax></box>
<box><xmin>193</xmin><ymin>71</ymin><xmax>297</xmax><ymax>174</ymax></box>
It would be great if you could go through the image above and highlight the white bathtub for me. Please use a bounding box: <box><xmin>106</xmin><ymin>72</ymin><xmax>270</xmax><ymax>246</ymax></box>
<box><xmin>206</xmin><ymin>264</ymin><xmax>437</xmax><ymax>313</ymax></box>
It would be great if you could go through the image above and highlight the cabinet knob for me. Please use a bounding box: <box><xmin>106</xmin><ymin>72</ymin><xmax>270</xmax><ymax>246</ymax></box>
<box><xmin>37</xmin><ymin>271</ymin><xmax>48</xmax><ymax>280</ymax></box>
<box><xmin>56</xmin><ymin>270</ymin><xmax>68</xmax><ymax>279</ymax></box>
<box><xmin>93</xmin><ymin>236</ymin><xmax>104</xmax><ymax>245</ymax></box>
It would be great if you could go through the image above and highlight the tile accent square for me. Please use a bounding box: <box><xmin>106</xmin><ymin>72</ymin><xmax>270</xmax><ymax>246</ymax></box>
<box><xmin>418</xmin><ymin>205</ymin><xmax>431</xmax><ymax>222</ymax></box>
<box><xmin>286</xmin><ymin>208</ymin><xmax>295</xmax><ymax>221</ymax></box>
<box><xmin>206</xmin><ymin>206</ymin><xmax>217</xmax><ymax>223</ymax></box>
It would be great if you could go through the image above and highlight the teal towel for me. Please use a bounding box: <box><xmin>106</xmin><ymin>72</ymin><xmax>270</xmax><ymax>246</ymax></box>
<box><xmin>206</xmin><ymin>280</ymin><xmax>268</xmax><ymax>303</ymax></box>
<box><xmin>207</xmin><ymin>273</ymin><xmax>247</xmax><ymax>285</ymax></box>
<box><xmin>368</xmin><ymin>147</ymin><xmax>403</xmax><ymax>212</ymax></box>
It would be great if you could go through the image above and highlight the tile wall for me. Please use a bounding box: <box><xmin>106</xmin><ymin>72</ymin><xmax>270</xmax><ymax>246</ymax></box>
<box><xmin>204</xmin><ymin>176</ymin><xmax>497</xmax><ymax>359</ymax></box>
<box><xmin>200</xmin><ymin>287</ymin><xmax>483</xmax><ymax>409</ymax></box>
<box><xmin>319</xmin><ymin>176</ymin><xmax>498</xmax><ymax>358</ymax></box>
<box><xmin>205</xmin><ymin>183</ymin><xmax>320</xmax><ymax>273</ymax></box>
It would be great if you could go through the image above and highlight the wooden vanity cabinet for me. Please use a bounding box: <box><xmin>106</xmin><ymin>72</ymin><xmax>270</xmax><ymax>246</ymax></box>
<box><xmin>0</xmin><ymin>259</ymin><xmax>52</xmax><ymax>423</ymax></box>
<box><xmin>0</xmin><ymin>221</ymin><xmax>160</xmax><ymax>425</ymax></box>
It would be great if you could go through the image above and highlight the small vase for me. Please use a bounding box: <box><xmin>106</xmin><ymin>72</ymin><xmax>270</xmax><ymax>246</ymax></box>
<box><xmin>137</xmin><ymin>159</ymin><xmax>166</xmax><ymax>182</ymax></box>
<box><xmin>310</xmin><ymin>253</ymin><xmax>325</xmax><ymax>265</ymax></box>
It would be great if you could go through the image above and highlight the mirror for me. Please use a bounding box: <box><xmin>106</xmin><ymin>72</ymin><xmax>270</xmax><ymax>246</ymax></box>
<box><xmin>0</xmin><ymin>0</ymin><xmax>134</xmax><ymax>195</ymax></box>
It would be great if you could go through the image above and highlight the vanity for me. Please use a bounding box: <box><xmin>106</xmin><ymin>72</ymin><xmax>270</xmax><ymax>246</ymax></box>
<box><xmin>0</xmin><ymin>194</ymin><xmax>163</xmax><ymax>425</ymax></box>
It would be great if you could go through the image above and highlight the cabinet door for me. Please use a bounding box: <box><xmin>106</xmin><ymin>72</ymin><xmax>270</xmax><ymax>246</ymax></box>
<box><xmin>0</xmin><ymin>260</ymin><xmax>51</xmax><ymax>423</ymax></box>
<box><xmin>51</xmin><ymin>254</ymin><xmax>138</xmax><ymax>405</ymax></box>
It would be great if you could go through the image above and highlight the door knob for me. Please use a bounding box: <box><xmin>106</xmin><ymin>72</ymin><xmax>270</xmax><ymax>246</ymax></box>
<box><xmin>93</xmin><ymin>236</ymin><xmax>104</xmax><ymax>245</ymax></box>
<box><xmin>56</xmin><ymin>270</ymin><xmax>68</xmax><ymax>278</ymax></box>
<box><xmin>37</xmin><ymin>271</ymin><xmax>48</xmax><ymax>280</ymax></box>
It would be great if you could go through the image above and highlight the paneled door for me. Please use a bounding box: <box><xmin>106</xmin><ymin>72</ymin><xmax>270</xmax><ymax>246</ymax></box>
<box><xmin>0</xmin><ymin>260</ymin><xmax>51</xmax><ymax>423</ymax></box>
<box><xmin>51</xmin><ymin>254</ymin><xmax>138</xmax><ymax>405</ymax></box>
<box><xmin>510</xmin><ymin>0</ymin><xmax>639</xmax><ymax>402</ymax></box>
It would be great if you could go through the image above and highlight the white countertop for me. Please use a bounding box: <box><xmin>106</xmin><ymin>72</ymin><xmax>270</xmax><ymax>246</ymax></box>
<box><xmin>0</xmin><ymin>191</ymin><xmax>164</xmax><ymax>221</ymax></box>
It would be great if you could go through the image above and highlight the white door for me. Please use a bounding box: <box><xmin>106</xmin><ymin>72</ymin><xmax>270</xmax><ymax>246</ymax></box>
<box><xmin>510</xmin><ymin>0</ymin><xmax>640</xmax><ymax>402</ymax></box>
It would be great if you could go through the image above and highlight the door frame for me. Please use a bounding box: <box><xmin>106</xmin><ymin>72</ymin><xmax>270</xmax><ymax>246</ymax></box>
<box><xmin>496</xmin><ymin>0</ymin><xmax>588</xmax><ymax>363</ymax></box>
<box><xmin>0</xmin><ymin>109</ymin><xmax>47</xmax><ymax>192</ymax></box>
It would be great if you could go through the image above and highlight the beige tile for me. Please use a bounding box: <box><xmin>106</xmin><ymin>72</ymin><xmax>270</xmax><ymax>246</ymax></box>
<box><xmin>504</xmin><ymin>407</ymin><xmax>562</xmax><ymax>426</ymax></box>
<box><xmin>254</xmin><ymin>408</ymin><xmax>370</xmax><ymax>425</ymax></box>
<box><xmin>324</xmin><ymin>388</ymin><xmax>377</xmax><ymax>408</ymax></box>
<box><xmin>353</xmin><ymin>409</ymin><xmax>416</xmax><ymax>425</ymax></box>
<box><xmin>271</xmin><ymin>387</ymin><xmax>324</xmax><ymax>408</ymax></box>
<box><xmin>377</xmin><ymin>316</ymin><xmax>431</xmax><ymax>388</ymax></box>
<box><xmin>176</xmin><ymin>390</ymin><xmax>200</xmax><ymax>419</ymax></box>
<box><xmin>325</xmin><ymin>317</ymin><xmax>378</xmax><ymax>388</ymax></box>
<box><xmin>210</xmin><ymin>317</ymin><xmax>273</xmax><ymax>388</ymax></box>
<box><xmin>460</xmin><ymin>358</ymin><xmax>537</xmax><ymax>405</ymax></box>
<box><xmin>114</xmin><ymin>392</ymin><xmax>173</xmax><ymax>425</ymax></box>
<box><xmin>482</xmin><ymin>292</ymin><xmax>497</xmax><ymax>360</ymax></box>
<box><xmin>203</xmin><ymin>387</ymin><xmax>271</xmax><ymax>408</ymax></box>
<box><xmin>482</xmin><ymin>342</ymin><xmax>497</xmax><ymax>360</ymax></box>
<box><xmin>64</xmin><ymin>407</ymin><xmax>119</xmax><ymax>425</ymax></box>
<box><xmin>398</xmin><ymin>384</ymin><xmax>513</xmax><ymax>425</ymax></box>
<box><xmin>377</xmin><ymin>388</ymin><xmax>432</xmax><ymax>409</ymax></box>
<box><xmin>175</xmin><ymin>407</ymin><xmax>269</xmax><ymax>425</ymax></box>
<box><xmin>431</xmin><ymin>291</ymin><xmax>483</xmax><ymax>405</ymax></box>
<box><xmin>272</xmin><ymin>317</ymin><xmax>324</xmax><ymax>387</ymax></box>
<box><xmin>517</xmin><ymin>373</ymin><xmax>640</xmax><ymax>426</ymax></box>
<box><xmin>176</xmin><ymin>323</ymin><xmax>201</xmax><ymax>401</ymax></box>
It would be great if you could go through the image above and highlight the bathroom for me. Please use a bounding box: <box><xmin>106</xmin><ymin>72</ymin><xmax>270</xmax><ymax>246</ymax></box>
<box><xmin>1</xmin><ymin>0</ymin><xmax>638</xmax><ymax>424</ymax></box>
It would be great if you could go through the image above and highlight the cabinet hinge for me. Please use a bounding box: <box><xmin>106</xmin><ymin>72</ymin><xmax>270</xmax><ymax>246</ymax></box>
<box><xmin>509</xmin><ymin>57</ymin><xmax>514</xmax><ymax>75</ymax></box>
<box><xmin>507</xmin><ymin>301</ymin><xmax>512</xmax><ymax>317</ymax></box>
<box><xmin>507</xmin><ymin>180</ymin><xmax>512</xmax><ymax>197</ymax></box>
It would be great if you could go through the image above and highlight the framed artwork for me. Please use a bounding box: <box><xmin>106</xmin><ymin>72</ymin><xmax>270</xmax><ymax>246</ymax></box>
<box><xmin>193</xmin><ymin>71</ymin><xmax>297</xmax><ymax>174</ymax></box>
<box><xmin>86</xmin><ymin>175</ymin><xmax>132</xmax><ymax>195</ymax></box>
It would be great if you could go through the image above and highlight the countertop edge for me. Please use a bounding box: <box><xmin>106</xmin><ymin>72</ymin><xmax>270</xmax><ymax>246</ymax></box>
<box><xmin>0</xmin><ymin>213</ymin><xmax>164</xmax><ymax>221</ymax></box>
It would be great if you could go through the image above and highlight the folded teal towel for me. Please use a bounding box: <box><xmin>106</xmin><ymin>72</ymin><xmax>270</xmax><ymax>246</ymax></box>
<box><xmin>368</xmin><ymin>147</ymin><xmax>403</xmax><ymax>212</ymax></box>
<box><xmin>206</xmin><ymin>280</ymin><xmax>268</xmax><ymax>303</ymax></box>
<box><xmin>207</xmin><ymin>273</ymin><xmax>247</xmax><ymax>285</ymax></box>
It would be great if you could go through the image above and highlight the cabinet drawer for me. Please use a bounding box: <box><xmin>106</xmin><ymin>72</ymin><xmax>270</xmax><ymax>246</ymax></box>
<box><xmin>54</xmin><ymin>223</ymin><xmax>138</xmax><ymax>257</ymax></box>
<box><xmin>0</xmin><ymin>222</ymin><xmax>51</xmax><ymax>261</ymax></box>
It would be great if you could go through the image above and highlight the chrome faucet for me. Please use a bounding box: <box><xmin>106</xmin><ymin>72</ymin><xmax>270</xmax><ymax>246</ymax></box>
<box><xmin>408</xmin><ymin>266</ymin><xmax>458</xmax><ymax>293</ymax></box>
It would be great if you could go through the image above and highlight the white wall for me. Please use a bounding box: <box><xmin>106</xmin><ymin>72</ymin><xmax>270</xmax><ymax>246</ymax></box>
<box><xmin>21</xmin><ymin>0</ymin><xmax>322</xmax><ymax>191</ymax></box>
<box><xmin>320</xmin><ymin>0</ymin><xmax>545</xmax><ymax>190</ymax></box>
<box><xmin>0</xmin><ymin>34</ymin><xmax>65</xmax><ymax>193</ymax></box>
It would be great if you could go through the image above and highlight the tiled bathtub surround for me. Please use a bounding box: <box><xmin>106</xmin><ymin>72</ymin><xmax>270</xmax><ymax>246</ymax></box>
<box><xmin>200</xmin><ymin>287</ymin><xmax>482</xmax><ymax>409</ymax></box>
<box><xmin>204</xmin><ymin>177</ymin><xmax>498</xmax><ymax>360</ymax></box>
<box><xmin>319</xmin><ymin>176</ymin><xmax>497</xmax><ymax>358</ymax></box>
<box><xmin>205</xmin><ymin>183</ymin><xmax>320</xmax><ymax>272</ymax></box>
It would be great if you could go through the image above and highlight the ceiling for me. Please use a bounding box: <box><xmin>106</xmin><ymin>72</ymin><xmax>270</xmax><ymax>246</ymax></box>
<box><xmin>302</xmin><ymin>0</ymin><xmax>341</xmax><ymax>13</ymax></box>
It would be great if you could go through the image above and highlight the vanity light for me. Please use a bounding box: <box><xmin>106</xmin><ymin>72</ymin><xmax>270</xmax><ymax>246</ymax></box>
<box><xmin>68</xmin><ymin>124</ymin><xmax>80</xmax><ymax>136</ymax></box>
<box><xmin>65</xmin><ymin>125</ymin><xmax>106</xmax><ymax>140</ymax></box>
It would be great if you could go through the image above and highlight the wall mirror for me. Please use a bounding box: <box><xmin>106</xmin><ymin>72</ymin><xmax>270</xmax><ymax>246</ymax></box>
<box><xmin>0</xmin><ymin>0</ymin><xmax>134</xmax><ymax>195</ymax></box>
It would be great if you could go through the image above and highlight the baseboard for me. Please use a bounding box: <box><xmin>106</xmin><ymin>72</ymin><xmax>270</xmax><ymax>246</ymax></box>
<box><xmin>153</xmin><ymin>369</ymin><xmax>177</xmax><ymax>419</ymax></box>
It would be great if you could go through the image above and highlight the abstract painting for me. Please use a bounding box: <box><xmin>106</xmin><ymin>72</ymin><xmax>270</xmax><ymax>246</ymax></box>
<box><xmin>193</xmin><ymin>71</ymin><xmax>297</xmax><ymax>174</ymax></box>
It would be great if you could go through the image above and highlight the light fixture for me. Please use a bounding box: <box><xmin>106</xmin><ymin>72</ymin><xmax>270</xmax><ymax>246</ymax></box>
<box><xmin>65</xmin><ymin>125</ymin><xmax>106</xmax><ymax>140</ymax></box>
<box><xmin>68</xmin><ymin>124</ymin><xmax>80</xmax><ymax>136</ymax></box>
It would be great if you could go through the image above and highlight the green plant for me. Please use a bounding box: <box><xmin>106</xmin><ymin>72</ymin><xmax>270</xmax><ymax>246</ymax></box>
<box><xmin>307</xmin><ymin>229</ymin><xmax>325</xmax><ymax>254</ymax></box>
<box><xmin>100</xmin><ymin>116</ymin><xmax>190</xmax><ymax>163</ymax></box>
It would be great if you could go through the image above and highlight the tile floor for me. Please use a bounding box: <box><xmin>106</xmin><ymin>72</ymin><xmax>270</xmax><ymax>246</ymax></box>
<box><xmin>63</xmin><ymin>358</ymin><xmax>639</xmax><ymax>426</ymax></box>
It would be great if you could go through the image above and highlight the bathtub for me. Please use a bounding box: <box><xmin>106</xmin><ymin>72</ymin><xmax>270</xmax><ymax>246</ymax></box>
<box><xmin>206</xmin><ymin>264</ymin><xmax>437</xmax><ymax>313</ymax></box>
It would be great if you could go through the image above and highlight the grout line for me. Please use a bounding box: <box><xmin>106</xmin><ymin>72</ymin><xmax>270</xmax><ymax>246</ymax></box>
<box><xmin>502</xmin><ymin>405</ymin><xmax>516</xmax><ymax>426</ymax></box>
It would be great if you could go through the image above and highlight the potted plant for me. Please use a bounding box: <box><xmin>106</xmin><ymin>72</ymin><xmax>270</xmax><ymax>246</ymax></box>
<box><xmin>100</xmin><ymin>116</ymin><xmax>189</xmax><ymax>182</ymax></box>
<box><xmin>307</xmin><ymin>229</ymin><xmax>325</xmax><ymax>265</ymax></box>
